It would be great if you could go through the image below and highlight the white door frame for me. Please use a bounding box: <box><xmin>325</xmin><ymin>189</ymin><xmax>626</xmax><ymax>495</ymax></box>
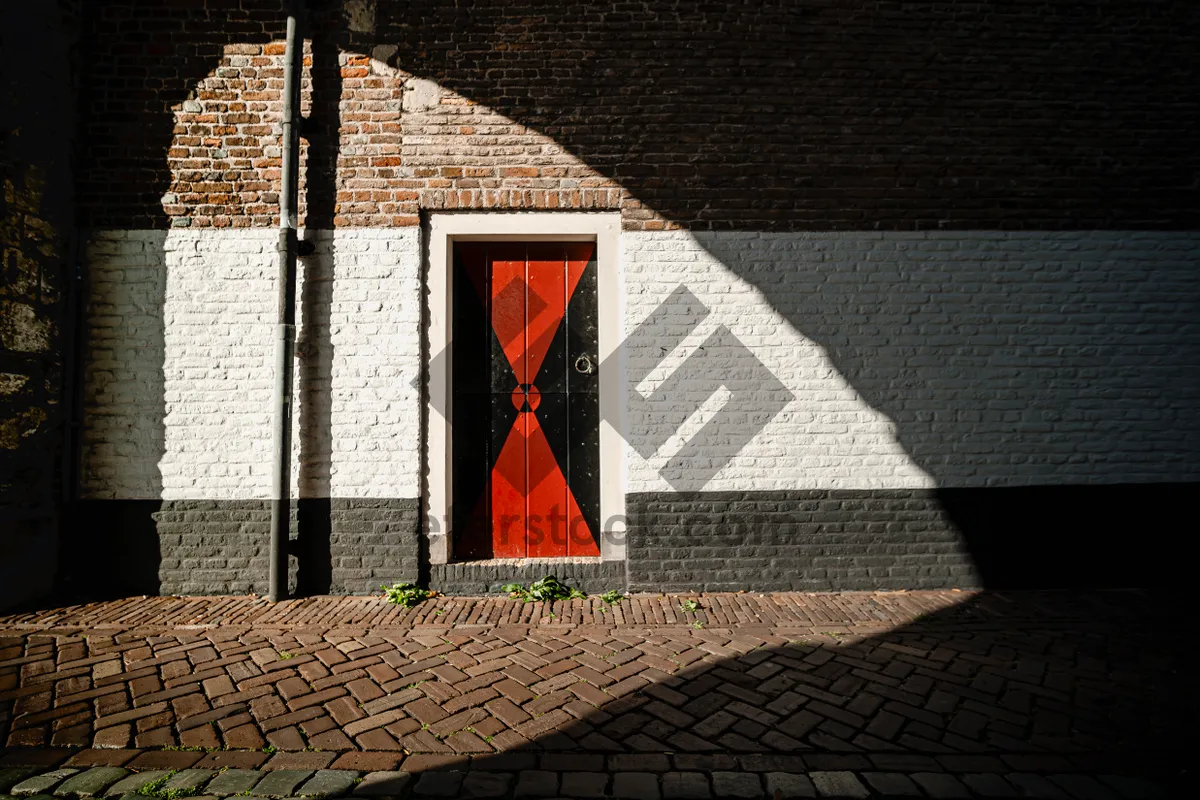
<box><xmin>425</xmin><ymin>212</ymin><xmax>626</xmax><ymax>564</ymax></box>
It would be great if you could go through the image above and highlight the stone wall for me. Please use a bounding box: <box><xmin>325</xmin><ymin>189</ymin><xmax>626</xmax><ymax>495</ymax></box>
<box><xmin>0</xmin><ymin>1</ymin><xmax>78</xmax><ymax>609</ymax></box>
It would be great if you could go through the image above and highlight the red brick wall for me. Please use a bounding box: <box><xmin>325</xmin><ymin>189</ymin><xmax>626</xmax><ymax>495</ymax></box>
<box><xmin>77</xmin><ymin>0</ymin><xmax>1200</xmax><ymax>233</ymax></box>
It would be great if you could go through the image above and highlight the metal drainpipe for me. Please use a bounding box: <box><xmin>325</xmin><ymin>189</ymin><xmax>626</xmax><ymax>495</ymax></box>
<box><xmin>270</xmin><ymin>0</ymin><xmax>304</xmax><ymax>602</ymax></box>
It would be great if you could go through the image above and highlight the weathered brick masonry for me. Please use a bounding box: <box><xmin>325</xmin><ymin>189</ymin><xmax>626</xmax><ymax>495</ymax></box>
<box><xmin>0</xmin><ymin>1</ymin><xmax>80</xmax><ymax>608</ymax></box>
<box><xmin>21</xmin><ymin>0</ymin><xmax>1200</xmax><ymax>598</ymax></box>
<box><xmin>75</xmin><ymin>0</ymin><xmax>1200</xmax><ymax>231</ymax></box>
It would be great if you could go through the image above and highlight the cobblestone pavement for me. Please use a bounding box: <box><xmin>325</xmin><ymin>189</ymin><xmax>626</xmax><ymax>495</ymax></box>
<box><xmin>0</xmin><ymin>747</ymin><xmax>1175</xmax><ymax>799</ymax></box>
<box><xmin>0</xmin><ymin>591</ymin><xmax>1188</xmax><ymax>798</ymax></box>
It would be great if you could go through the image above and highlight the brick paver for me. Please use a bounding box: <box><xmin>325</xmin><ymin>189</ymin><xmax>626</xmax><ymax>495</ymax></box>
<box><xmin>0</xmin><ymin>758</ymin><xmax>1176</xmax><ymax>799</ymax></box>
<box><xmin>0</xmin><ymin>591</ymin><xmax>1186</xmax><ymax>797</ymax></box>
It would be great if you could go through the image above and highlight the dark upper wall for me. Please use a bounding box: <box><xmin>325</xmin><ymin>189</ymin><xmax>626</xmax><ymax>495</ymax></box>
<box><xmin>76</xmin><ymin>0</ymin><xmax>1200</xmax><ymax>232</ymax></box>
<box><xmin>77</xmin><ymin>1</ymin><xmax>287</xmax><ymax>230</ymax></box>
<box><xmin>367</xmin><ymin>0</ymin><xmax>1200</xmax><ymax>231</ymax></box>
<box><xmin>0</xmin><ymin>0</ymin><xmax>79</xmax><ymax>609</ymax></box>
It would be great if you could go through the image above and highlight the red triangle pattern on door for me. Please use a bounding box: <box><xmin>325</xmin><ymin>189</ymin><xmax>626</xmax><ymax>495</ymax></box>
<box><xmin>464</xmin><ymin>243</ymin><xmax>599</xmax><ymax>559</ymax></box>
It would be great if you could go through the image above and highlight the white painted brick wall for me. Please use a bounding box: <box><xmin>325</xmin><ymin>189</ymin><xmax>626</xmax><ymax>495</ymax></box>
<box><xmin>624</xmin><ymin>230</ymin><xmax>1200</xmax><ymax>492</ymax></box>
<box><xmin>82</xmin><ymin>228</ymin><xmax>421</xmax><ymax>500</ymax></box>
<box><xmin>83</xmin><ymin>227</ymin><xmax>1200</xmax><ymax>501</ymax></box>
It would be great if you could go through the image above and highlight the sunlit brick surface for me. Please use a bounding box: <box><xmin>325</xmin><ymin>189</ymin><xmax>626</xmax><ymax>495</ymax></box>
<box><xmin>0</xmin><ymin>591</ymin><xmax>1183</xmax><ymax>766</ymax></box>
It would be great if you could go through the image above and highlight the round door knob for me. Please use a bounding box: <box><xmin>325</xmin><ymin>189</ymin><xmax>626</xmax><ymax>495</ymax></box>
<box><xmin>574</xmin><ymin>355</ymin><xmax>594</xmax><ymax>375</ymax></box>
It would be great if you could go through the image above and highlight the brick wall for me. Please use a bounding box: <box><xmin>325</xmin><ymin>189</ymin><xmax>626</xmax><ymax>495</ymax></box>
<box><xmin>77</xmin><ymin>228</ymin><xmax>422</xmax><ymax>594</ymax></box>
<box><xmin>78</xmin><ymin>0</ymin><xmax>1200</xmax><ymax>235</ymax></box>
<box><xmin>61</xmin><ymin>497</ymin><xmax>420</xmax><ymax>596</ymax></box>
<box><xmin>626</xmin><ymin>484</ymin><xmax>1197</xmax><ymax>591</ymax></box>
<box><xmin>344</xmin><ymin>0</ymin><xmax>1200</xmax><ymax>232</ymax></box>
<box><xmin>623</xmin><ymin>230</ymin><xmax>1200</xmax><ymax>493</ymax></box>
<box><xmin>68</xmin><ymin>0</ymin><xmax>1200</xmax><ymax>594</ymax></box>
<box><xmin>82</xmin><ymin>228</ymin><xmax>420</xmax><ymax>500</ymax></box>
<box><xmin>620</xmin><ymin>229</ymin><xmax>1198</xmax><ymax>590</ymax></box>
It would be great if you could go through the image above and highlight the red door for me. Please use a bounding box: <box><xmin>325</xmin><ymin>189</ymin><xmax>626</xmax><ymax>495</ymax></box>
<box><xmin>452</xmin><ymin>242</ymin><xmax>601</xmax><ymax>559</ymax></box>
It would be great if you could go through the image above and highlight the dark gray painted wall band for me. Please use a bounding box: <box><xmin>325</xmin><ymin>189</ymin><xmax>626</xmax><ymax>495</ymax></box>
<box><xmin>61</xmin><ymin>498</ymin><xmax>621</xmax><ymax>598</ymax></box>
<box><xmin>60</xmin><ymin>498</ymin><xmax>421</xmax><ymax>598</ymax></box>
<box><xmin>626</xmin><ymin>484</ymin><xmax>1196</xmax><ymax>592</ymax></box>
<box><xmin>56</xmin><ymin>483</ymin><xmax>1194</xmax><ymax>601</ymax></box>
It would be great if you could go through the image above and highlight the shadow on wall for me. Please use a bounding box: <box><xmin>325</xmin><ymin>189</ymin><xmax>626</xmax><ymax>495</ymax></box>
<box><xmin>690</xmin><ymin>233</ymin><xmax>1200</xmax><ymax>487</ymax></box>
<box><xmin>59</xmin><ymin>1</ymin><xmax>1200</xmax><ymax>596</ymax></box>
<box><xmin>60</xmin><ymin>0</ymin><xmax>282</xmax><ymax>597</ymax></box>
<box><xmin>293</xmin><ymin>26</ymin><xmax>344</xmax><ymax>596</ymax></box>
<box><xmin>360</xmin><ymin>0</ymin><xmax>1200</xmax><ymax>230</ymax></box>
<box><xmin>62</xmin><ymin>230</ymin><xmax>351</xmax><ymax>599</ymax></box>
<box><xmin>62</xmin><ymin>231</ymin><xmax>167</xmax><ymax>599</ymax></box>
<box><xmin>370</xmin><ymin>1</ymin><xmax>1196</xmax><ymax>588</ymax></box>
<box><xmin>60</xmin><ymin>2</ymin><xmax>350</xmax><ymax>599</ymax></box>
<box><xmin>689</xmin><ymin>232</ymin><xmax>1200</xmax><ymax>588</ymax></box>
<box><xmin>0</xmin><ymin>0</ymin><xmax>79</xmax><ymax>609</ymax></box>
<box><xmin>82</xmin><ymin>1</ymin><xmax>1200</xmax><ymax>232</ymax></box>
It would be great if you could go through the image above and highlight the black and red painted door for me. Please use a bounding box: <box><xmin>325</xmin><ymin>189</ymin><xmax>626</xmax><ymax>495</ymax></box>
<box><xmin>452</xmin><ymin>242</ymin><xmax>601</xmax><ymax>559</ymax></box>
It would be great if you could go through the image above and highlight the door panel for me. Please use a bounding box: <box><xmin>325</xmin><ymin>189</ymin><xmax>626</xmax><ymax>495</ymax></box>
<box><xmin>565</xmin><ymin>242</ymin><xmax>601</xmax><ymax>553</ymax></box>
<box><xmin>452</xmin><ymin>241</ymin><xmax>601</xmax><ymax>560</ymax></box>
<box><xmin>566</xmin><ymin>390</ymin><xmax>601</xmax><ymax>554</ymax></box>
<box><xmin>450</xmin><ymin>243</ymin><xmax>493</xmax><ymax>560</ymax></box>
<box><xmin>489</xmin><ymin>243</ymin><xmax>528</xmax><ymax>390</ymax></box>
<box><xmin>490</xmin><ymin>393</ymin><xmax>527</xmax><ymax>558</ymax></box>
<box><xmin>526</xmin><ymin>243</ymin><xmax>568</xmax><ymax>394</ymax></box>
<box><xmin>526</xmin><ymin>394</ymin><xmax>566</xmax><ymax>558</ymax></box>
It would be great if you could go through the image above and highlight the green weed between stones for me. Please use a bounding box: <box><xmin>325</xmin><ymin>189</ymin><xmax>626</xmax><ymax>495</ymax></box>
<box><xmin>502</xmin><ymin>575</ymin><xmax>585</xmax><ymax>602</ymax></box>
<box><xmin>136</xmin><ymin>772</ymin><xmax>177</xmax><ymax>798</ymax></box>
<box><xmin>381</xmin><ymin>582</ymin><xmax>435</xmax><ymax>607</ymax></box>
<box><xmin>679</xmin><ymin>599</ymin><xmax>700</xmax><ymax>613</ymax></box>
<box><xmin>499</xmin><ymin>578</ymin><xmax>630</xmax><ymax>605</ymax></box>
<box><xmin>161</xmin><ymin>788</ymin><xmax>200</xmax><ymax>800</ymax></box>
<box><xmin>136</xmin><ymin>773</ymin><xmax>173</xmax><ymax>796</ymax></box>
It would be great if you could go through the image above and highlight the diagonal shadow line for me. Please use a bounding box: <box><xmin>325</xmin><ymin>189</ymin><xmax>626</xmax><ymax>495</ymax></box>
<box><xmin>0</xmin><ymin>591</ymin><xmax>1190</xmax><ymax>790</ymax></box>
<box><xmin>61</xmin><ymin>3</ymin><xmax>1200</xmax><ymax>598</ymax></box>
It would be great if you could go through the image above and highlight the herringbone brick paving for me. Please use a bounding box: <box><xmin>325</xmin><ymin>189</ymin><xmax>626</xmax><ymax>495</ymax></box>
<box><xmin>0</xmin><ymin>591</ymin><xmax>970</xmax><ymax>630</ymax></box>
<box><xmin>0</xmin><ymin>591</ymin><xmax>1187</xmax><ymax>782</ymax></box>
